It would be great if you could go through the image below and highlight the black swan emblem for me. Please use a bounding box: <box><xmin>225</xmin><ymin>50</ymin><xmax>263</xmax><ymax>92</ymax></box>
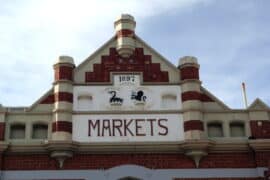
<box><xmin>131</xmin><ymin>90</ymin><xmax>147</xmax><ymax>102</ymax></box>
<box><xmin>109</xmin><ymin>91</ymin><xmax>123</xmax><ymax>104</ymax></box>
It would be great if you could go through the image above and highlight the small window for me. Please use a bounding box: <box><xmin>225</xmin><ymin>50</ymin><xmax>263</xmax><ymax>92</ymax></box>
<box><xmin>207</xmin><ymin>122</ymin><xmax>223</xmax><ymax>137</ymax></box>
<box><xmin>230</xmin><ymin>122</ymin><xmax>245</xmax><ymax>137</ymax></box>
<box><xmin>78</xmin><ymin>94</ymin><xmax>93</xmax><ymax>110</ymax></box>
<box><xmin>161</xmin><ymin>94</ymin><xmax>177</xmax><ymax>108</ymax></box>
<box><xmin>32</xmin><ymin>124</ymin><xmax>48</xmax><ymax>139</ymax></box>
<box><xmin>10</xmin><ymin>124</ymin><xmax>25</xmax><ymax>139</ymax></box>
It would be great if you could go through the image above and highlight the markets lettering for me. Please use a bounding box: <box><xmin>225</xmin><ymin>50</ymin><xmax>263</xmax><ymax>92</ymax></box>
<box><xmin>88</xmin><ymin>118</ymin><xmax>168</xmax><ymax>137</ymax></box>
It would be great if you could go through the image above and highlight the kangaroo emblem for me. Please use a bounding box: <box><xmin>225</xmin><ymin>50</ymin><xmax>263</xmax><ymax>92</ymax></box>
<box><xmin>131</xmin><ymin>90</ymin><xmax>147</xmax><ymax>102</ymax></box>
<box><xmin>109</xmin><ymin>91</ymin><xmax>123</xmax><ymax>104</ymax></box>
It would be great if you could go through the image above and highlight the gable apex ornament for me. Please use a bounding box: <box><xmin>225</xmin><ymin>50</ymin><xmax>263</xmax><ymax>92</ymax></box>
<box><xmin>114</xmin><ymin>14</ymin><xmax>136</xmax><ymax>58</ymax></box>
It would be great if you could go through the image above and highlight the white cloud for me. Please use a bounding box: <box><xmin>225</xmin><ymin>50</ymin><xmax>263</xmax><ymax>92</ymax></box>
<box><xmin>0</xmin><ymin>0</ymin><xmax>210</xmax><ymax>106</ymax></box>
<box><xmin>1</xmin><ymin>0</ymin><xmax>269</xmax><ymax>108</ymax></box>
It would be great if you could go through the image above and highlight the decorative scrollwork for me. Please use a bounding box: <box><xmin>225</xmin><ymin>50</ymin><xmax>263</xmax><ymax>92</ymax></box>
<box><xmin>109</xmin><ymin>91</ymin><xmax>123</xmax><ymax>105</ymax></box>
<box><xmin>131</xmin><ymin>90</ymin><xmax>147</xmax><ymax>103</ymax></box>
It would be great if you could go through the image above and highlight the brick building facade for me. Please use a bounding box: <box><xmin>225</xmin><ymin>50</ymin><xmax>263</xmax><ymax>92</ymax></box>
<box><xmin>0</xmin><ymin>14</ymin><xmax>269</xmax><ymax>180</ymax></box>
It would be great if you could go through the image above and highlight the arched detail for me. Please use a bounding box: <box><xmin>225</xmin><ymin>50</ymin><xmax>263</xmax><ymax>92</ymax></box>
<box><xmin>106</xmin><ymin>164</ymin><xmax>151</xmax><ymax>180</ymax></box>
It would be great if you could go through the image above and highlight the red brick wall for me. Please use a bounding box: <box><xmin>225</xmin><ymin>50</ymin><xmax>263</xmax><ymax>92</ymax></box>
<box><xmin>64</xmin><ymin>154</ymin><xmax>194</xmax><ymax>170</ymax></box>
<box><xmin>255</xmin><ymin>152</ymin><xmax>270</xmax><ymax>167</ymax></box>
<box><xmin>3</xmin><ymin>154</ymin><xmax>57</xmax><ymax>170</ymax></box>
<box><xmin>52</xmin><ymin>121</ymin><xmax>72</xmax><ymax>133</ymax></box>
<box><xmin>200</xmin><ymin>153</ymin><xmax>256</xmax><ymax>168</ymax></box>
<box><xmin>201</xmin><ymin>93</ymin><xmax>214</xmax><ymax>102</ymax></box>
<box><xmin>182</xmin><ymin>91</ymin><xmax>201</xmax><ymax>102</ymax></box>
<box><xmin>54</xmin><ymin>66</ymin><xmax>74</xmax><ymax>81</ymax></box>
<box><xmin>180</xmin><ymin>66</ymin><xmax>199</xmax><ymax>80</ymax></box>
<box><xmin>0</xmin><ymin>122</ymin><xmax>5</xmax><ymax>140</ymax></box>
<box><xmin>2</xmin><ymin>154</ymin><xmax>192</xmax><ymax>170</ymax></box>
<box><xmin>250</xmin><ymin>120</ymin><xmax>270</xmax><ymax>139</ymax></box>
<box><xmin>184</xmin><ymin>120</ymin><xmax>204</xmax><ymax>131</ymax></box>
<box><xmin>85</xmin><ymin>48</ymin><xmax>169</xmax><ymax>83</ymax></box>
<box><xmin>268</xmin><ymin>159</ymin><xmax>270</xmax><ymax>177</ymax></box>
<box><xmin>0</xmin><ymin>153</ymin><xmax>3</xmax><ymax>170</ymax></box>
<box><xmin>3</xmin><ymin>152</ymin><xmax>270</xmax><ymax>170</ymax></box>
<box><xmin>182</xmin><ymin>91</ymin><xmax>214</xmax><ymax>102</ymax></box>
<box><xmin>40</xmin><ymin>92</ymin><xmax>73</xmax><ymax>104</ymax></box>
<box><xmin>54</xmin><ymin>92</ymin><xmax>73</xmax><ymax>103</ymax></box>
<box><xmin>116</xmin><ymin>29</ymin><xmax>134</xmax><ymax>38</ymax></box>
<box><xmin>40</xmin><ymin>94</ymin><xmax>55</xmax><ymax>104</ymax></box>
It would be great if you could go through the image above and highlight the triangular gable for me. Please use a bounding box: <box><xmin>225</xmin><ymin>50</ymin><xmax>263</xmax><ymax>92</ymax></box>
<box><xmin>248</xmin><ymin>98</ymin><xmax>269</xmax><ymax>110</ymax></box>
<box><xmin>11</xmin><ymin>33</ymin><xmax>181</xmax><ymax>110</ymax></box>
<box><xmin>201</xmin><ymin>86</ymin><xmax>230</xmax><ymax>110</ymax></box>
<box><xmin>134</xmin><ymin>35</ymin><xmax>179</xmax><ymax>72</ymax></box>
<box><xmin>75</xmin><ymin>36</ymin><xmax>116</xmax><ymax>72</ymax></box>
<box><xmin>74</xmin><ymin>35</ymin><xmax>180</xmax><ymax>84</ymax></box>
<box><xmin>0</xmin><ymin>88</ymin><xmax>53</xmax><ymax>112</ymax></box>
<box><xmin>27</xmin><ymin>88</ymin><xmax>54</xmax><ymax>111</ymax></box>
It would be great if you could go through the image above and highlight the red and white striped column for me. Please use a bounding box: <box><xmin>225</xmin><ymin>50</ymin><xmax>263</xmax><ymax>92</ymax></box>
<box><xmin>179</xmin><ymin>56</ymin><xmax>205</xmax><ymax>140</ymax></box>
<box><xmin>52</xmin><ymin>56</ymin><xmax>75</xmax><ymax>141</ymax></box>
<box><xmin>114</xmin><ymin>14</ymin><xmax>136</xmax><ymax>57</ymax></box>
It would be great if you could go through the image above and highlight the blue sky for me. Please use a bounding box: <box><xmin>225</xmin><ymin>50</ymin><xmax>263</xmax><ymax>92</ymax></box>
<box><xmin>0</xmin><ymin>0</ymin><xmax>269</xmax><ymax>108</ymax></box>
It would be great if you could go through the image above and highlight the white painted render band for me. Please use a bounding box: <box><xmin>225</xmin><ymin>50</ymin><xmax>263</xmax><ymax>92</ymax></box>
<box><xmin>1</xmin><ymin>166</ymin><xmax>267</xmax><ymax>180</ymax></box>
<box><xmin>72</xmin><ymin>114</ymin><xmax>183</xmax><ymax>142</ymax></box>
<box><xmin>73</xmin><ymin>85</ymin><xmax>181</xmax><ymax>111</ymax></box>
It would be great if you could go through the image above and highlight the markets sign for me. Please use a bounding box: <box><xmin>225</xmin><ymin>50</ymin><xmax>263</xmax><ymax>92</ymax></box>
<box><xmin>73</xmin><ymin>114</ymin><xmax>183</xmax><ymax>142</ymax></box>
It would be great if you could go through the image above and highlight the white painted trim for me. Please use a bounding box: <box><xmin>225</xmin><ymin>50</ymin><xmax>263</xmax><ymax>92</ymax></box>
<box><xmin>1</xmin><ymin>165</ymin><xmax>267</xmax><ymax>180</ymax></box>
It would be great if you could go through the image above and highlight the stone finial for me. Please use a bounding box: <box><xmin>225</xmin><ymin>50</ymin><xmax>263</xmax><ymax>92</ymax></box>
<box><xmin>56</xmin><ymin>56</ymin><xmax>74</xmax><ymax>65</ymax></box>
<box><xmin>178</xmin><ymin>56</ymin><xmax>198</xmax><ymax>67</ymax></box>
<box><xmin>53</xmin><ymin>55</ymin><xmax>75</xmax><ymax>81</ymax></box>
<box><xmin>114</xmin><ymin>14</ymin><xmax>136</xmax><ymax>58</ymax></box>
<box><xmin>114</xmin><ymin>14</ymin><xmax>136</xmax><ymax>31</ymax></box>
<box><xmin>51</xmin><ymin>151</ymin><xmax>73</xmax><ymax>169</ymax></box>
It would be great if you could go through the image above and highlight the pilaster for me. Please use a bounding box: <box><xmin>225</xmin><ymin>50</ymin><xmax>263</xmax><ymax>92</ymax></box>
<box><xmin>179</xmin><ymin>56</ymin><xmax>205</xmax><ymax>140</ymax></box>
<box><xmin>52</xmin><ymin>56</ymin><xmax>75</xmax><ymax>141</ymax></box>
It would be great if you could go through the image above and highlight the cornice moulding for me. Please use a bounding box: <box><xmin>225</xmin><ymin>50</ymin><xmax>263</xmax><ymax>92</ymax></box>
<box><xmin>248</xmin><ymin>139</ymin><xmax>270</xmax><ymax>151</ymax></box>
